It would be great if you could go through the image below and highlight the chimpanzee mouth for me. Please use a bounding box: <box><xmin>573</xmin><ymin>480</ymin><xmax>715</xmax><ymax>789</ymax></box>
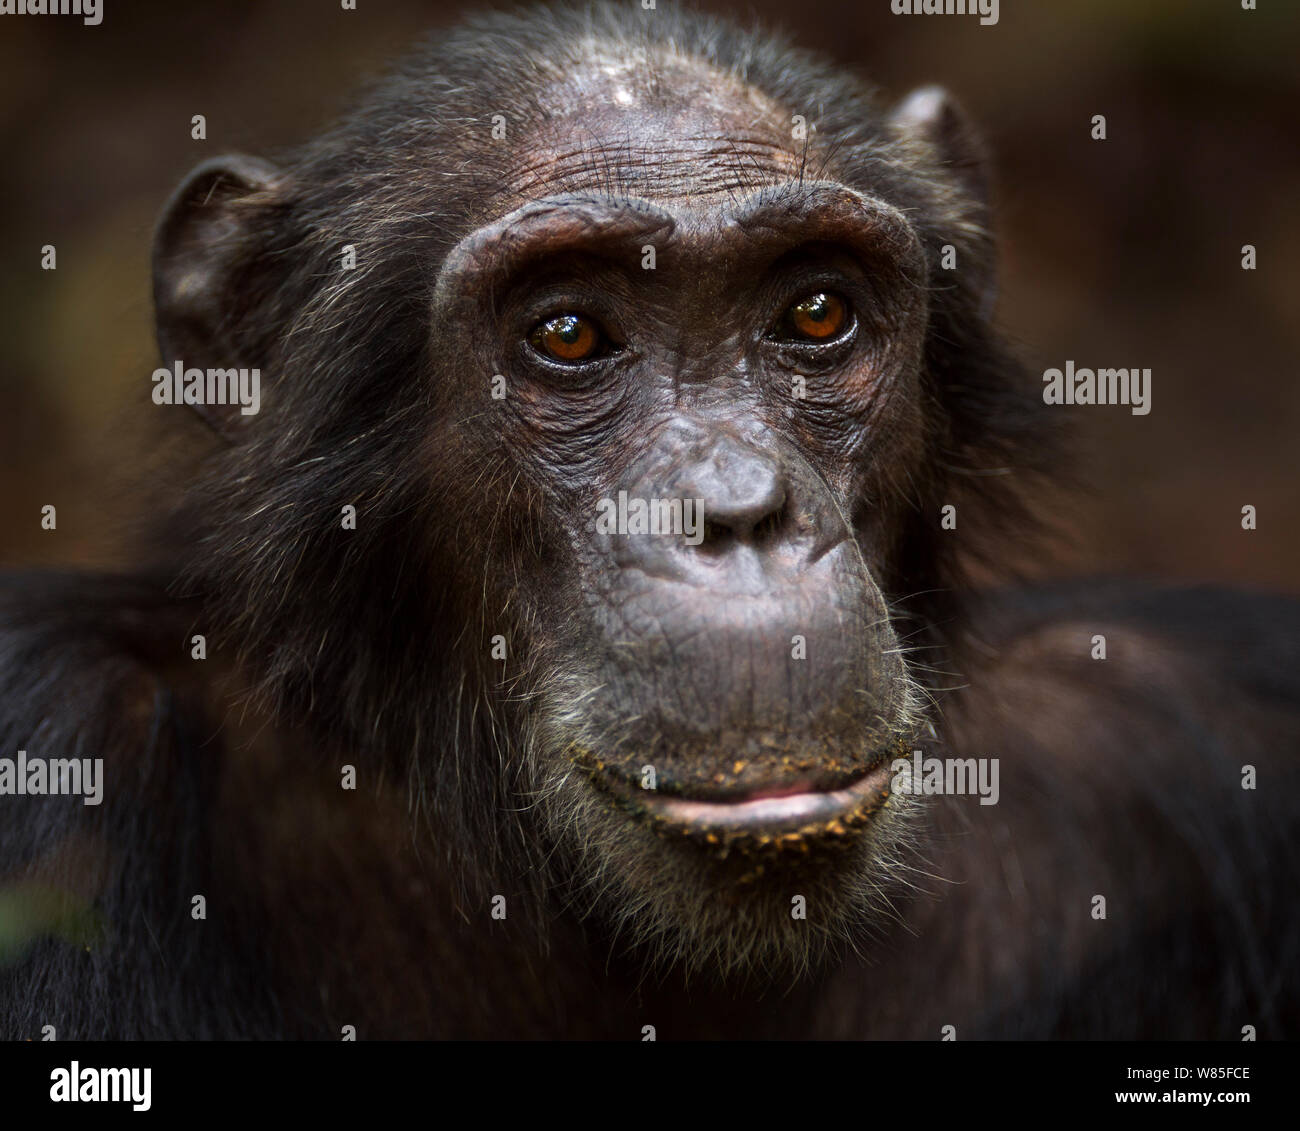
<box><xmin>635</xmin><ymin>762</ymin><xmax>895</xmax><ymax>837</ymax></box>
<box><xmin>572</xmin><ymin>743</ymin><xmax>903</xmax><ymax>842</ymax></box>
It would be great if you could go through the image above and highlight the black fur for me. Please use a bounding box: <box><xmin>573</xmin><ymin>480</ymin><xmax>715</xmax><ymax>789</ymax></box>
<box><xmin>1</xmin><ymin>3</ymin><xmax>1296</xmax><ymax>1039</ymax></box>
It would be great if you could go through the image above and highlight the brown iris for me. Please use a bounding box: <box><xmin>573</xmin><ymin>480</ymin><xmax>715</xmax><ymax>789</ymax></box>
<box><xmin>781</xmin><ymin>292</ymin><xmax>848</xmax><ymax>342</ymax></box>
<box><xmin>529</xmin><ymin>313</ymin><xmax>602</xmax><ymax>363</ymax></box>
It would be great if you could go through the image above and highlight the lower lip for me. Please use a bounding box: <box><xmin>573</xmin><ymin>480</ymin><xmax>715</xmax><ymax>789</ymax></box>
<box><xmin>633</xmin><ymin>760</ymin><xmax>895</xmax><ymax>836</ymax></box>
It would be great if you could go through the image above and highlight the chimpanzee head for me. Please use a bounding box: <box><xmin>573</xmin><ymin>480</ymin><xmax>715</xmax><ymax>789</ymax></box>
<box><xmin>152</xmin><ymin>5</ymin><xmax>1047</xmax><ymax>974</ymax></box>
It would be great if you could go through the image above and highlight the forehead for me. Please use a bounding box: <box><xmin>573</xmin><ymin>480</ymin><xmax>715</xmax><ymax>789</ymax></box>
<box><xmin>500</xmin><ymin>49</ymin><xmax>807</xmax><ymax>204</ymax></box>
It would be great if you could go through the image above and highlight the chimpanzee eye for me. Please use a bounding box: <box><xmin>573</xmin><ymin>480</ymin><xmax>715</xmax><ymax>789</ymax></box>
<box><xmin>772</xmin><ymin>292</ymin><xmax>851</xmax><ymax>343</ymax></box>
<box><xmin>528</xmin><ymin>313</ymin><xmax>608</xmax><ymax>364</ymax></box>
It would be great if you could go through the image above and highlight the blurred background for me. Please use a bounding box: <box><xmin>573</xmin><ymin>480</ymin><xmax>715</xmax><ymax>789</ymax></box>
<box><xmin>0</xmin><ymin>0</ymin><xmax>1296</xmax><ymax>588</ymax></box>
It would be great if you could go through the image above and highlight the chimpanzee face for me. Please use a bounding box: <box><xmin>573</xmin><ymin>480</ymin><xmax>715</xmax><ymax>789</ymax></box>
<box><xmin>424</xmin><ymin>62</ymin><xmax>936</xmax><ymax>968</ymax></box>
<box><xmin>152</xmin><ymin>32</ymin><xmax>985</xmax><ymax>972</ymax></box>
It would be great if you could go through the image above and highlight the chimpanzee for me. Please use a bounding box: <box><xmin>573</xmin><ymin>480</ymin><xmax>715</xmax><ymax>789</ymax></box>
<box><xmin>1</xmin><ymin>2</ymin><xmax>1297</xmax><ymax>1039</ymax></box>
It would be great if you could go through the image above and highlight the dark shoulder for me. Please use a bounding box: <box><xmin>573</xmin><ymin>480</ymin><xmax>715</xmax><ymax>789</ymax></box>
<box><xmin>0</xmin><ymin>571</ymin><xmax>256</xmax><ymax>1038</ymax></box>
<box><xmin>934</xmin><ymin>580</ymin><xmax>1300</xmax><ymax>1036</ymax></box>
<box><xmin>0</xmin><ymin>569</ymin><xmax>197</xmax><ymax>748</ymax></box>
<box><xmin>960</xmin><ymin>579</ymin><xmax>1300</xmax><ymax>705</ymax></box>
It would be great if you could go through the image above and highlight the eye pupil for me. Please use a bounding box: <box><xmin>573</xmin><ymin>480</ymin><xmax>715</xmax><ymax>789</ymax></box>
<box><xmin>531</xmin><ymin>313</ymin><xmax>602</xmax><ymax>363</ymax></box>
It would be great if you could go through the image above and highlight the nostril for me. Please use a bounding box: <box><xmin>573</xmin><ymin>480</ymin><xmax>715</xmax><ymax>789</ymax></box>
<box><xmin>697</xmin><ymin>519</ymin><xmax>735</xmax><ymax>555</ymax></box>
<box><xmin>695</xmin><ymin>494</ymin><xmax>786</xmax><ymax>552</ymax></box>
<box><xmin>752</xmin><ymin>503</ymin><xmax>785</xmax><ymax>547</ymax></box>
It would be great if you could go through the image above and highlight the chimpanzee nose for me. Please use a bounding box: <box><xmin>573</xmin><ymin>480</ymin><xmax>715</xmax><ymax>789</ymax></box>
<box><xmin>605</xmin><ymin>417</ymin><xmax>826</xmax><ymax>590</ymax></box>
<box><xmin>688</xmin><ymin>434</ymin><xmax>787</xmax><ymax>549</ymax></box>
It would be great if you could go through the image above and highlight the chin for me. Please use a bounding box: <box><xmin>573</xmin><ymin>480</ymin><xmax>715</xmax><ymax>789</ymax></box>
<box><xmin>533</xmin><ymin>718</ymin><xmax>926</xmax><ymax>978</ymax></box>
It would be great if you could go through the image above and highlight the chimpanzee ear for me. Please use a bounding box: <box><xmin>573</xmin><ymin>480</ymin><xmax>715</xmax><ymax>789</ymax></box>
<box><xmin>888</xmin><ymin>86</ymin><xmax>991</xmax><ymax>213</ymax></box>
<box><xmin>152</xmin><ymin>155</ymin><xmax>288</xmax><ymax>433</ymax></box>
<box><xmin>888</xmin><ymin>87</ymin><xmax>995</xmax><ymax>319</ymax></box>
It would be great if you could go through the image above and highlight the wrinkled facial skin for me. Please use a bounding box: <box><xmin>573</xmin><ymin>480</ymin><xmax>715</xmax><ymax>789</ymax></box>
<box><xmin>428</xmin><ymin>65</ymin><xmax>933</xmax><ymax>973</ymax></box>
